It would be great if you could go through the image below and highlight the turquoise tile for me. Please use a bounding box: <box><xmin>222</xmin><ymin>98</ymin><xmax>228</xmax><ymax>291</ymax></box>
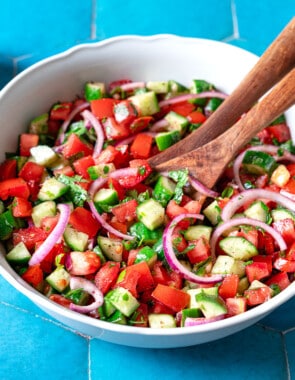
<box><xmin>90</xmin><ymin>325</ymin><xmax>286</xmax><ymax>380</ymax></box>
<box><xmin>0</xmin><ymin>1</ymin><xmax>93</xmax><ymax>57</ymax></box>
<box><xmin>285</xmin><ymin>329</ymin><xmax>295</xmax><ymax>378</ymax></box>
<box><xmin>96</xmin><ymin>0</ymin><xmax>233</xmax><ymax>40</ymax></box>
<box><xmin>0</xmin><ymin>54</ymin><xmax>14</xmax><ymax>88</ymax></box>
<box><xmin>259</xmin><ymin>297</ymin><xmax>295</xmax><ymax>332</ymax></box>
<box><xmin>0</xmin><ymin>302</ymin><xmax>88</xmax><ymax>380</ymax></box>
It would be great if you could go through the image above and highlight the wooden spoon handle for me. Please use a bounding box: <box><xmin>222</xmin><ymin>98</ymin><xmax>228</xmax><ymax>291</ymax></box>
<box><xmin>149</xmin><ymin>17</ymin><xmax>295</xmax><ymax>168</ymax></box>
<box><xmin>154</xmin><ymin>68</ymin><xmax>295</xmax><ymax>188</ymax></box>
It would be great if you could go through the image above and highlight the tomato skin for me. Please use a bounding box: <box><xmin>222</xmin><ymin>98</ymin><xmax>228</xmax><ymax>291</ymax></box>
<box><xmin>62</xmin><ymin>133</ymin><xmax>93</xmax><ymax>159</ymax></box>
<box><xmin>113</xmin><ymin>100</ymin><xmax>137</xmax><ymax>125</ymax></box>
<box><xmin>115</xmin><ymin>269</ymin><xmax>141</xmax><ymax>297</ymax></box>
<box><xmin>0</xmin><ymin>178</ymin><xmax>30</xmax><ymax>200</ymax></box>
<box><xmin>94</xmin><ymin>261</ymin><xmax>121</xmax><ymax>294</ymax></box>
<box><xmin>252</xmin><ymin>255</ymin><xmax>273</xmax><ymax>273</ymax></box>
<box><xmin>286</xmin><ymin>242</ymin><xmax>295</xmax><ymax>260</ymax></box>
<box><xmin>19</xmin><ymin>133</ymin><xmax>39</xmax><ymax>157</ymax></box>
<box><xmin>274</xmin><ymin>258</ymin><xmax>295</xmax><ymax>273</ymax></box>
<box><xmin>18</xmin><ymin>162</ymin><xmax>45</xmax><ymax>183</ymax></box>
<box><xmin>187</xmin><ymin>110</ymin><xmax>206</xmax><ymax>124</ymax></box>
<box><xmin>273</xmin><ymin>218</ymin><xmax>295</xmax><ymax>245</ymax></box>
<box><xmin>266</xmin><ymin>123</ymin><xmax>291</xmax><ymax>143</ymax></box>
<box><xmin>117</xmin><ymin>159</ymin><xmax>152</xmax><ymax>188</ymax></box>
<box><xmin>218</xmin><ymin>275</ymin><xmax>239</xmax><ymax>299</ymax></box>
<box><xmin>266</xmin><ymin>272</ymin><xmax>291</xmax><ymax>291</ymax></box>
<box><xmin>103</xmin><ymin>117</ymin><xmax>130</xmax><ymax>140</ymax></box>
<box><xmin>151</xmin><ymin>261</ymin><xmax>183</xmax><ymax>289</ymax></box>
<box><xmin>244</xmin><ymin>286</ymin><xmax>272</xmax><ymax>306</ymax></box>
<box><xmin>169</xmin><ymin>101</ymin><xmax>195</xmax><ymax>116</ymax></box>
<box><xmin>151</xmin><ymin>284</ymin><xmax>190</xmax><ymax>312</ymax></box>
<box><xmin>69</xmin><ymin>207</ymin><xmax>101</xmax><ymax>238</ymax></box>
<box><xmin>171</xmin><ymin>228</ymin><xmax>188</xmax><ymax>253</ymax></box>
<box><xmin>73</xmin><ymin>155</ymin><xmax>95</xmax><ymax>179</ymax></box>
<box><xmin>12</xmin><ymin>197</ymin><xmax>32</xmax><ymax>218</ymax></box>
<box><xmin>130</xmin><ymin>116</ymin><xmax>153</xmax><ymax>133</ymax></box>
<box><xmin>283</xmin><ymin>178</ymin><xmax>295</xmax><ymax>194</ymax></box>
<box><xmin>126</xmin><ymin>261</ymin><xmax>155</xmax><ymax>293</ymax></box>
<box><xmin>90</xmin><ymin>98</ymin><xmax>118</xmax><ymax>119</ymax></box>
<box><xmin>13</xmin><ymin>226</ymin><xmax>48</xmax><ymax>251</ymax></box>
<box><xmin>245</xmin><ymin>262</ymin><xmax>270</xmax><ymax>283</ymax></box>
<box><xmin>0</xmin><ymin>159</ymin><xmax>17</xmax><ymax>180</ymax></box>
<box><xmin>130</xmin><ymin>133</ymin><xmax>153</xmax><ymax>159</ymax></box>
<box><xmin>49</xmin><ymin>294</ymin><xmax>72</xmax><ymax>308</ymax></box>
<box><xmin>186</xmin><ymin>238</ymin><xmax>210</xmax><ymax>264</ymax></box>
<box><xmin>111</xmin><ymin>199</ymin><xmax>138</xmax><ymax>223</ymax></box>
<box><xmin>50</xmin><ymin>102</ymin><xmax>72</xmax><ymax>120</ymax></box>
<box><xmin>22</xmin><ymin>265</ymin><xmax>43</xmax><ymax>288</ymax></box>
<box><xmin>67</xmin><ymin>251</ymin><xmax>101</xmax><ymax>276</ymax></box>
<box><xmin>39</xmin><ymin>242</ymin><xmax>66</xmax><ymax>273</ymax></box>
<box><xmin>226</xmin><ymin>297</ymin><xmax>247</xmax><ymax>316</ymax></box>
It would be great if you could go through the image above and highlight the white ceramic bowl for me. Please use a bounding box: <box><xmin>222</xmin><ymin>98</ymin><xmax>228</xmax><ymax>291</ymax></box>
<box><xmin>0</xmin><ymin>35</ymin><xmax>295</xmax><ymax>348</ymax></box>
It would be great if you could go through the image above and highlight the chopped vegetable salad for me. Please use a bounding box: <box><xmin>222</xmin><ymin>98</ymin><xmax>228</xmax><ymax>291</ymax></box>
<box><xmin>0</xmin><ymin>78</ymin><xmax>295</xmax><ymax>328</ymax></box>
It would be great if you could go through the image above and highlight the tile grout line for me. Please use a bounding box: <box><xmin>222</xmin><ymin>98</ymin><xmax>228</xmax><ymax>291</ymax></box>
<box><xmin>281</xmin><ymin>331</ymin><xmax>291</xmax><ymax>380</ymax></box>
<box><xmin>222</xmin><ymin>0</ymin><xmax>239</xmax><ymax>43</ymax></box>
<box><xmin>91</xmin><ymin>0</ymin><xmax>97</xmax><ymax>40</ymax></box>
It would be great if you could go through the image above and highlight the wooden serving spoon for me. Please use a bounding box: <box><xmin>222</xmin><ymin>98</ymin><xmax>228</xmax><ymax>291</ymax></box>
<box><xmin>148</xmin><ymin>17</ymin><xmax>295</xmax><ymax>187</ymax></box>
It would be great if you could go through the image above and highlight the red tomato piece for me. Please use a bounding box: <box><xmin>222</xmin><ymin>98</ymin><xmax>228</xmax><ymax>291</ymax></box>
<box><xmin>12</xmin><ymin>197</ymin><xmax>32</xmax><ymax>218</ymax></box>
<box><xmin>73</xmin><ymin>155</ymin><xmax>95</xmax><ymax>179</ymax></box>
<box><xmin>130</xmin><ymin>303</ymin><xmax>149</xmax><ymax>327</ymax></box>
<box><xmin>103</xmin><ymin>117</ymin><xmax>130</xmax><ymax>140</ymax></box>
<box><xmin>286</xmin><ymin>241</ymin><xmax>295</xmax><ymax>260</ymax></box>
<box><xmin>94</xmin><ymin>261</ymin><xmax>121</xmax><ymax>294</ymax></box>
<box><xmin>171</xmin><ymin>227</ymin><xmax>188</xmax><ymax>253</ymax></box>
<box><xmin>19</xmin><ymin>133</ymin><xmax>39</xmax><ymax>157</ymax></box>
<box><xmin>130</xmin><ymin>133</ymin><xmax>153</xmax><ymax>159</ymax></box>
<box><xmin>266</xmin><ymin>272</ymin><xmax>291</xmax><ymax>291</ymax></box>
<box><xmin>115</xmin><ymin>269</ymin><xmax>141</xmax><ymax>297</ymax></box>
<box><xmin>0</xmin><ymin>159</ymin><xmax>17</xmax><ymax>180</ymax></box>
<box><xmin>149</xmin><ymin>300</ymin><xmax>175</xmax><ymax>315</ymax></box>
<box><xmin>274</xmin><ymin>258</ymin><xmax>295</xmax><ymax>272</ymax></box>
<box><xmin>126</xmin><ymin>261</ymin><xmax>155</xmax><ymax>293</ymax></box>
<box><xmin>39</xmin><ymin>242</ymin><xmax>65</xmax><ymax>273</ymax></box>
<box><xmin>69</xmin><ymin>207</ymin><xmax>101</xmax><ymax>238</ymax></box>
<box><xmin>108</xmin><ymin>178</ymin><xmax>126</xmax><ymax>200</ymax></box>
<box><xmin>62</xmin><ymin>133</ymin><xmax>93</xmax><ymax>159</ymax></box>
<box><xmin>18</xmin><ymin>161</ymin><xmax>45</xmax><ymax>183</ymax></box>
<box><xmin>226</xmin><ymin>297</ymin><xmax>247</xmax><ymax>316</ymax></box>
<box><xmin>252</xmin><ymin>255</ymin><xmax>273</xmax><ymax>273</ymax></box>
<box><xmin>273</xmin><ymin>218</ymin><xmax>295</xmax><ymax>245</ymax></box>
<box><xmin>245</xmin><ymin>262</ymin><xmax>270</xmax><ymax>283</ymax></box>
<box><xmin>67</xmin><ymin>251</ymin><xmax>101</xmax><ymax>276</ymax></box>
<box><xmin>244</xmin><ymin>286</ymin><xmax>272</xmax><ymax>306</ymax></box>
<box><xmin>286</xmin><ymin>163</ymin><xmax>295</xmax><ymax>177</ymax></box>
<box><xmin>116</xmin><ymin>159</ymin><xmax>152</xmax><ymax>189</ymax></box>
<box><xmin>13</xmin><ymin>226</ymin><xmax>48</xmax><ymax>251</ymax></box>
<box><xmin>90</xmin><ymin>98</ymin><xmax>118</xmax><ymax>119</ymax></box>
<box><xmin>22</xmin><ymin>265</ymin><xmax>43</xmax><ymax>288</ymax></box>
<box><xmin>151</xmin><ymin>284</ymin><xmax>190</xmax><ymax>312</ymax></box>
<box><xmin>111</xmin><ymin>199</ymin><xmax>138</xmax><ymax>223</ymax></box>
<box><xmin>187</xmin><ymin>110</ymin><xmax>206</xmax><ymax>124</ymax></box>
<box><xmin>0</xmin><ymin>178</ymin><xmax>30</xmax><ymax>200</ymax></box>
<box><xmin>130</xmin><ymin>116</ymin><xmax>153</xmax><ymax>133</ymax></box>
<box><xmin>266</xmin><ymin>123</ymin><xmax>291</xmax><ymax>143</ymax></box>
<box><xmin>283</xmin><ymin>178</ymin><xmax>295</xmax><ymax>194</ymax></box>
<box><xmin>49</xmin><ymin>294</ymin><xmax>72</xmax><ymax>308</ymax></box>
<box><xmin>170</xmin><ymin>101</ymin><xmax>195</xmax><ymax>116</ymax></box>
<box><xmin>50</xmin><ymin>102</ymin><xmax>72</xmax><ymax>121</ymax></box>
<box><xmin>218</xmin><ymin>275</ymin><xmax>239</xmax><ymax>299</ymax></box>
<box><xmin>186</xmin><ymin>238</ymin><xmax>210</xmax><ymax>264</ymax></box>
<box><xmin>95</xmin><ymin>145</ymin><xmax>121</xmax><ymax>165</ymax></box>
<box><xmin>53</xmin><ymin>165</ymin><xmax>75</xmax><ymax>177</ymax></box>
<box><xmin>113</xmin><ymin>100</ymin><xmax>138</xmax><ymax>125</ymax></box>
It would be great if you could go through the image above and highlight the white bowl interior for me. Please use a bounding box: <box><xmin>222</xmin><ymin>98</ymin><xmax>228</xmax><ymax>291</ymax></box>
<box><xmin>0</xmin><ymin>35</ymin><xmax>294</xmax><ymax>348</ymax></box>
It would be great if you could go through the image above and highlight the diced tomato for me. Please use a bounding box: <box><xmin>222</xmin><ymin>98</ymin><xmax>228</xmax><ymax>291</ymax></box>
<box><xmin>0</xmin><ymin>178</ymin><xmax>30</xmax><ymax>200</ymax></box>
<box><xmin>111</xmin><ymin>199</ymin><xmax>138</xmax><ymax>223</ymax></box>
<box><xmin>113</xmin><ymin>100</ymin><xmax>138</xmax><ymax>125</ymax></box>
<box><xmin>116</xmin><ymin>269</ymin><xmax>141</xmax><ymax>297</ymax></box>
<box><xmin>13</xmin><ymin>226</ymin><xmax>48</xmax><ymax>251</ymax></box>
<box><xmin>69</xmin><ymin>207</ymin><xmax>101</xmax><ymax>238</ymax></box>
<box><xmin>117</xmin><ymin>159</ymin><xmax>152</xmax><ymax>189</ymax></box>
<box><xmin>53</xmin><ymin>165</ymin><xmax>75</xmax><ymax>177</ymax></box>
<box><xmin>48</xmin><ymin>119</ymin><xmax>62</xmax><ymax>137</ymax></box>
<box><xmin>0</xmin><ymin>159</ymin><xmax>17</xmax><ymax>180</ymax></box>
<box><xmin>171</xmin><ymin>227</ymin><xmax>188</xmax><ymax>253</ymax></box>
<box><xmin>50</xmin><ymin>102</ymin><xmax>72</xmax><ymax>121</ymax></box>
<box><xmin>95</xmin><ymin>145</ymin><xmax>121</xmax><ymax>165</ymax></box>
<box><xmin>230</xmin><ymin>228</ymin><xmax>259</xmax><ymax>248</ymax></box>
<box><xmin>127</xmin><ymin>261</ymin><xmax>155</xmax><ymax>293</ymax></box>
<box><xmin>130</xmin><ymin>133</ymin><xmax>153</xmax><ymax>159</ymax></box>
<box><xmin>218</xmin><ymin>274</ymin><xmax>239</xmax><ymax>299</ymax></box>
<box><xmin>67</xmin><ymin>251</ymin><xmax>101</xmax><ymax>276</ymax></box>
<box><xmin>130</xmin><ymin>303</ymin><xmax>148</xmax><ymax>327</ymax></box>
<box><xmin>186</xmin><ymin>238</ymin><xmax>210</xmax><ymax>264</ymax></box>
<box><xmin>73</xmin><ymin>155</ymin><xmax>95</xmax><ymax>179</ymax></box>
<box><xmin>245</xmin><ymin>262</ymin><xmax>270</xmax><ymax>283</ymax></box>
<box><xmin>256</xmin><ymin>128</ymin><xmax>272</xmax><ymax>144</ymax></box>
<box><xmin>273</xmin><ymin>218</ymin><xmax>295</xmax><ymax>245</ymax></box>
<box><xmin>103</xmin><ymin>117</ymin><xmax>130</xmax><ymax>140</ymax></box>
<box><xmin>39</xmin><ymin>242</ymin><xmax>65</xmax><ymax>273</ymax></box>
<box><xmin>19</xmin><ymin>133</ymin><xmax>39</xmax><ymax>157</ymax></box>
<box><xmin>266</xmin><ymin>272</ymin><xmax>291</xmax><ymax>291</ymax></box>
<box><xmin>22</xmin><ymin>265</ymin><xmax>43</xmax><ymax>288</ymax></box>
<box><xmin>149</xmin><ymin>300</ymin><xmax>175</xmax><ymax>315</ymax></box>
<box><xmin>257</xmin><ymin>231</ymin><xmax>275</xmax><ymax>255</ymax></box>
<box><xmin>49</xmin><ymin>294</ymin><xmax>72</xmax><ymax>308</ymax></box>
<box><xmin>18</xmin><ymin>161</ymin><xmax>45</xmax><ymax>183</ymax></box>
<box><xmin>130</xmin><ymin>116</ymin><xmax>153</xmax><ymax>133</ymax></box>
<box><xmin>94</xmin><ymin>261</ymin><xmax>121</xmax><ymax>294</ymax></box>
<box><xmin>166</xmin><ymin>200</ymin><xmax>191</xmax><ymax>229</ymax></box>
<box><xmin>226</xmin><ymin>297</ymin><xmax>247</xmax><ymax>316</ymax></box>
<box><xmin>62</xmin><ymin>133</ymin><xmax>93</xmax><ymax>159</ymax></box>
<box><xmin>274</xmin><ymin>257</ymin><xmax>295</xmax><ymax>272</ymax></box>
<box><xmin>244</xmin><ymin>286</ymin><xmax>272</xmax><ymax>306</ymax></box>
<box><xmin>283</xmin><ymin>178</ymin><xmax>295</xmax><ymax>194</ymax></box>
<box><xmin>286</xmin><ymin>163</ymin><xmax>295</xmax><ymax>177</ymax></box>
<box><xmin>266</xmin><ymin>123</ymin><xmax>291</xmax><ymax>143</ymax></box>
<box><xmin>151</xmin><ymin>284</ymin><xmax>190</xmax><ymax>312</ymax></box>
<box><xmin>169</xmin><ymin>101</ymin><xmax>195</xmax><ymax>117</ymax></box>
<box><xmin>108</xmin><ymin>178</ymin><xmax>126</xmax><ymax>200</ymax></box>
<box><xmin>109</xmin><ymin>219</ymin><xmax>128</xmax><ymax>237</ymax></box>
<box><xmin>252</xmin><ymin>255</ymin><xmax>273</xmax><ymax>273</ymax></box>
<box><xmin>90</xmin><ymin>98</ymin><xmax>118</xmax><ymax>119</ymax></box>
<box><xmin>12</xmin><ymin>197</ymin><xmax>32</xmax><ymax>218</ymax></box>
<box><xmin>286</xmin><ymin>241</ymin><xmax>295</xmax><ymax>260</ymax></box>
<box><xmin>187</xmin><ymin>110</ymin><xmax>206</xmax><ymax>124</ymax></box>
<box><xmin>126</xmin><ymin>249</ymin><xmax>139</xmax><ymax>266</ymax></box>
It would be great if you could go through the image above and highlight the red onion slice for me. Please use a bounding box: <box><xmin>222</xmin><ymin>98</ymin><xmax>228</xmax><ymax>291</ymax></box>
<box><xmin>184</xmin><ymin>314</ymin><xmax>226</xmax><ymax>327</ymax></box>
<box><xmin>81</xmin><ymin>109</ymin><xmax>105</xmax><ymax>158</ymax></box>
<box><xmin>88</xmin><ymin>178</ymin><xmax>134</xmax><ymax>241</ymax></box>
<box><xmin>163</xmin><ymin>213</ymin><xmax>223</xmax><ymax>284</ymax></box>
<box><xmin>189</xmin><ymin>176</ymin><xmax>219</xmax><ymax>198</ymax></box>
<box><xmin>69</xmin><ymin>276</ymin><xmax>103</xmax><ymax>314</ymax></box>
<box><xmin>233</xmin><ymin>145</ymin><xmax>295</xmax><ymax>191</ymax></box>
<box><xmin>109</xmin><ymin>167</ymin><xmax>139</xmax><ymax>180</ymax></box>
<box><xmin>221</xmin><ymin>189</ymin><xmax>295</xmax><ymax>221</ymax></box>
<box><xmin>210</xmin><ymin>216</ymin><xmax>287</xmax><ymax>259</ymax></box>
<box><xmin>120</xmin><ymin>81</ymin><xmax>146</xmax><ymax>91</ymax></box>
<box><xmin>57</xmin><ymin>101</ymin><xmax>89</xmax><ymax>144</ymax></box>
<box><xmin>149</xmin><ymin>118</ymin><xmax>169</xmax><ymax>132</ymax></box>
<box><xmin>159</xmin><ymin>91</ymin><xmax>228</xmax><ymax>108</ymax></box>
<box><xmin>29</xmin><ymin>203</ymin><xmax>71</xmax><ymax>266</ymax></box>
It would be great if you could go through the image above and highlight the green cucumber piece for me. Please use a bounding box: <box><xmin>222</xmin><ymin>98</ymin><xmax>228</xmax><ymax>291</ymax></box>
<box><xmin>148</xmin><ymin>313</ymin><xmax>176</xmax><ymax>328</ymax></box>
<box><xmin>155</xmin><ymin>131</ymin><xmax>181</xmax><ymax>151</ymax></box>
<box><xmin>165</xmin><ymin>111</ymin><xmax>189</xmax><ymax>135</ymax></box>
<box><xmin>84</xmin><ymin>82</ymin><xmax>105</xmax><ymax>101</ymax></box>
<box><xmin>153</xmin><ymin>175</ymin><xmax>176</xmax><ymax>206</ymax></box>
<box><xmin>29</xmin><ymin>113</ymin><xmax>49</xmax><ymax>134</ymax></box>
<box><xmin>129</xmin><ymin>91</ymin><xmax>159</xmax><ymax>116</ymax></box>
<box><xmin>129</xmin><ymin>222</ymin><xmax>162</xmax><ymax>245</ymax></box>
<box><xmin>271</xmin><ymin>207</ymin><xmax>295</xmax><ymax>222</ymax></box>
<box><xmin>97</xmin><ymin>236</ymin><xmax>123</xmax><ymax>262</ymax></box>
<box><xmin>168</xmin><ymin>80</ymin><xmax>188</xmax><ymax>94</ymax></box>
<box><xmin>203</xmin><ymin>200</ymin><xmax>221</xmax><ymax>225</ymax></box>
<box><xmin>6</xmin><ymin>242</ymin><xmax>31</xmax><ymax>264</ymax></box>
<box><xmin>87</xmin><ymin>163</ymin><xmax>115</xmax><ymax>180</ymax></box>
<box><xmin>31</xmin><ymin>201</ymin><xmax>56</xmax><ymax>227</ymax></box>
<box><xmin>38</xmin><ymin>177</ymin><xmax>69</xmax><ymax>201</ymax></box>
<box><xmin>30</xmin><ymin>145</ymin><xmax>58</xmax><ymax>166</ymax></box>
<box><xmin>184</xmin><ymin>225</ymin><xmax>213</xmax><ymax>241</ymax></box>
<box><xmin>46</xmin><ymin>266</ymin><xmax>70</xmax><ymax>292</ymax></box>
<box><xmin>219</xmin><ymin>236</ymin><xmax>258</xmax><ymax>261</ymax></box>
<box><xmin>190</xmin><ymin>79</ymin><xmax>215</xmax><ymax>105</ymax></box>
<box><xmin>107</xmin><ymin>309</ymin><xmax>127</xmax><ymax>325</ymax></box>
<box><xmin>187</xmin><ymin>287</ymin><xmax>218</xmax><ymax>309</ymax></box>
<box><xmin>211</xmin><ymin>255</ymin><xmax>246</xmax><ymax>277</ymax></box>
<box><xmin>180</xmin><ymin>308</ymin><xmax>203</xmax><ymax>327</ymax></box>
<box><xmin>0</xmin><ymin>210</ymin><xmax>17</xmax><ymax>240</ymax></box>
<box><xmin>242</xmin><ymin>150</ymin><xmax>278</xmax><ymax>175</ymax></box>
<box><xmin>134</xmin><ymin>246</ymin><xmax>157</xmax><ymax>267</ymax></box>
<box><xmin>146</xmin><ymin>81</ymin><xmax>169</xmax><ymax>94</ymax></box>
<box><xmin>244</xmin><ymin>200</ymin><xmax>271</xmax><ymax>223</ymax></box>
<box><xmin>64</xmin><ymin>226</ymin><xmax>89</xmax><ymax>252</ymax></box>
<box><xmin>195</xmin><ymin>291</ymin><xmax>227</xmax><ymax>318</ymax></box>
<box><xmin>93</xmin><ymin>188</ymin><xmax>119</xmax><ymax>207</ymax></box>
<box><xmin>136</xmin><ymin>198</ymin><xmax>165</xmax><ymax>231</ymax></box>
<box><xmin>108</xmin><ymin>287</ymin><xmax>140</xmax><ymax>317</ymax></box>
<box><xmin>64</xmin><ymin>288</ymin><xmax>90</xmax><ymax>306</ymax></box>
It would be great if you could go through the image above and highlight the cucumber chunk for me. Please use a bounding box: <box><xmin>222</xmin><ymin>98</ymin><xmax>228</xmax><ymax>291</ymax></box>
<box><xmin>148</xmin><ymin>313</ymin><xmax>176</xmax><ymax>328</ymax></box>
<box><xmin>203</xmin><ymin>200</ymin><xmax>221</xmax><ymax>225</ymax></box>
<box><xmin>32</xmin><ymin>201</ymin><xmax>56</xmax><ymax>227</ymax></box>
<box><xmin>271</xmin><ymin>207</ymin><xmax>295</xmax><ymax>222</ymax></box>
<box><xmin>219</xmin><ymin>236</ymin><xmax>258</xmax><ymax>261</ymax></box>
<box><xmin>64</xmin><ymin>226</ymin><xmax>89</xmax><ymax>252</ymax></box>
<box><xmin>84</xmin><ymin>81</ymin><xmax>105</xmax><ymax>101</ymax></box>
<box><xmin>46</xmin><ymin>266</ymin><xmax>70</xmax><ymax>292</ymax></box>
<box><xmin>195</xmin><ymin>291</ymin><xmax>227</xmax><ymax>318</ymax></box>
<box><xmin>184</xmin><ymin>225</ymin><xmax>213</xmax><ymax>241</ymax></box>
<box><xmin>30</xmin><ymin>145</ymin><xmax>58</xmax><ymax>167</ymax></box>
<box><xmin>146</xmin><ymin>81</ymin><xmax>169</xmax><ymax>94</ymax></box>
<box><xmin>244</xmin><ymin>200</ymin><xmax>271</xmax><ymax>223</ymax></box>
<box><xmin>155</xmin><ymin>131</ymin><xmax>181</xmax><ymax>152</ymax></box>
<box><xmin>211</xmin><ymin>255</ymin><xmax>246</xmax><ymax>277</ymax></box>
<box><xmin>165</xmin><ymin>111</ymin><xmax>189</xmax><ymax>135</ymax></box>
<box><xmin>129</xmin><ymin>91</ymin><xmax>159</xmax><ymax>116</ymax></box>
<box><xmin>242</xmin><ymin>150</ymin><xmax>278</xmax><ymax>175</ymax></box>
<box><xmin>136</xmin><ymin>198</ymin><xmax>165</xmax><ymax>230</ymax></box>
<box><xmin>38</xmin><ymin>177</ymin><xmax>69</xmax><ymax>201</ymax></box>
<box><xmin>98</xmin><ymin>236</ymin><xmax>123</xmax><ymax>262</ymax></box>
<box><xmin>6</xmin><ymin>242</ymin><xmax>31</xmax><ymax>264</ymax></box>
<box><xmin>153</xmin><ymin>175</ymin><xmax>176</xmax><ymax>206</ymax></box>
<box><xmin>108</xmin><ymin>287</ymin><xmax>140</xmax><ymax>317</ymax></box>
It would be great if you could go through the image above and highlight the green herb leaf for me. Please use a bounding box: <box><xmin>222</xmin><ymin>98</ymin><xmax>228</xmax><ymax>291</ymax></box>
<box><xmin>168</xmin><ymin>169</ymin><xmax>189</xmax><ymax>204</ymax></box>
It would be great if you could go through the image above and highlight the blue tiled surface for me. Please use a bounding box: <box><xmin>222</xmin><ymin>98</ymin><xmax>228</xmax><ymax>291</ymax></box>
<box><xmin>1</xmin><ymin>1</ymin><xmax>295</xmax><ymax>379</ymax></box>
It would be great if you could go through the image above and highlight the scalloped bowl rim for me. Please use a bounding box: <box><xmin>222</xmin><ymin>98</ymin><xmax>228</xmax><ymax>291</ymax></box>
<box><xmin>0</xmin><ymin>34</ymin><xmax>294</xmax><ymax>348</ymax></box>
